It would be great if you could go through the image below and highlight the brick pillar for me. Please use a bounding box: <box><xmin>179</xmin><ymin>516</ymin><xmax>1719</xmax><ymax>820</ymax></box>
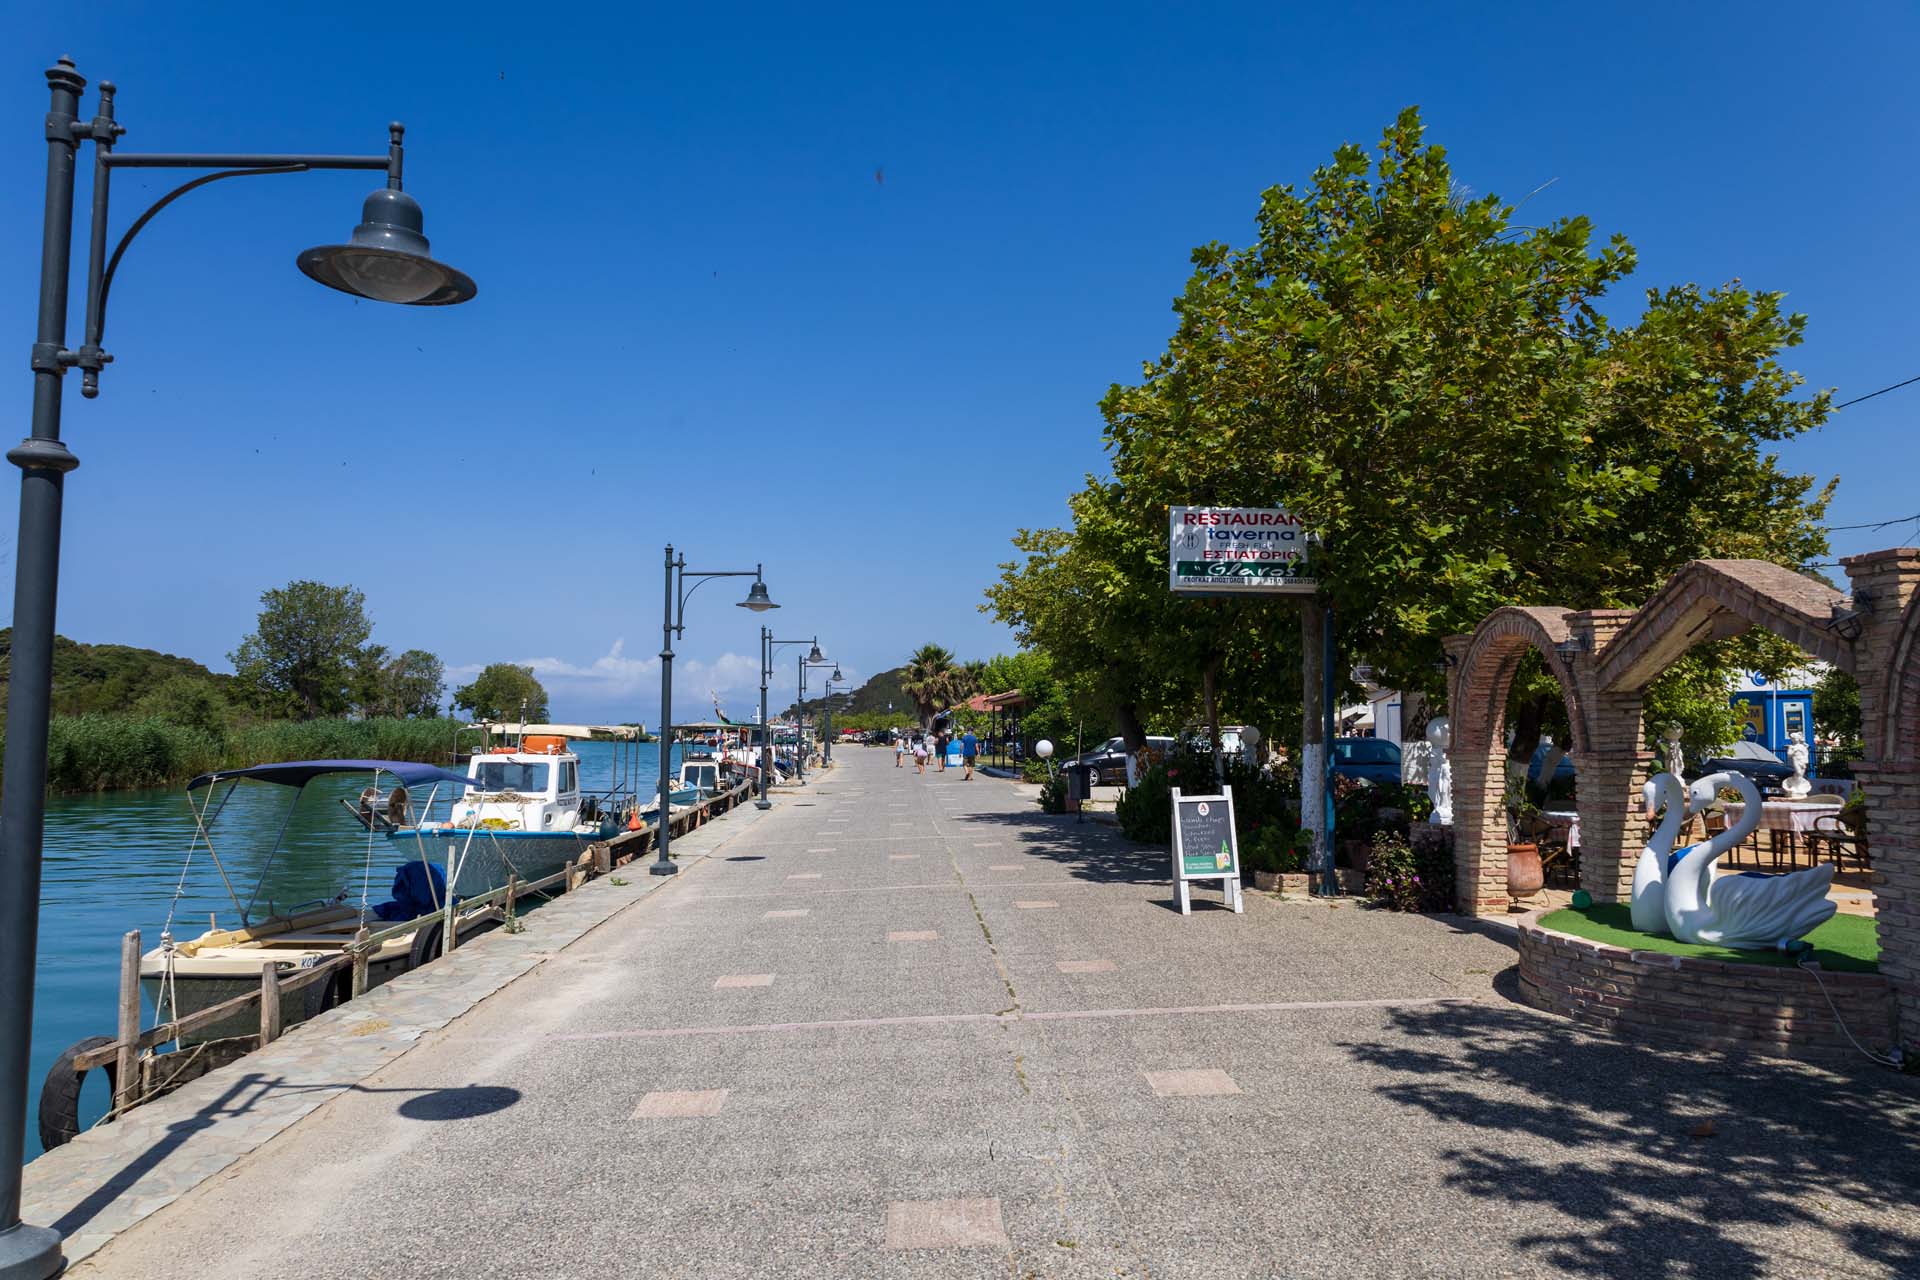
<box><xmin>1446</xmin><ymin>632</ymin><xmax>1510</xmax><ymax>913</ymax></box>
<box><xmin>1842</xmin><ymin>548</ymin><xmax>1920</xmax><ymax>1055</ymax></box>
<box><xmin>1572</xmin><ymin>610</ymin><xmax>1645</xmax><ymax>904</ymax></box>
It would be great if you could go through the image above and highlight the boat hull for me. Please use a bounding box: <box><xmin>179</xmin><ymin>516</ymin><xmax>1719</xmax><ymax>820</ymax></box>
<box><xmin>384</xmin><ymin>828</ymin><xmax>598</xmax><ymax>896</ymax></box>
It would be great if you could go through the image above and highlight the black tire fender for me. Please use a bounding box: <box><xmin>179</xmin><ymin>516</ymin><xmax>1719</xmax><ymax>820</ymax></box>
<box><xmin>301</xmin><ymin>968</ymin><xmax>352</xmax><ymax>1021</ymax></box>
<box><xmin>39</xmin><ymin>1035</ymin><xmax>118</xmax><ymax>1151</ymax></box>
<box><xmin>408</xmin><ymin>921</ymin><xmax>446</xmax><ymax>971</ymax></box>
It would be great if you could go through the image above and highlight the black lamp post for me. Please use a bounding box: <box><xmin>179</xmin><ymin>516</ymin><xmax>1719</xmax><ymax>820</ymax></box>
<box><xmin>756</xmin><ymin>632</ymin><xmax>820</xmax><ymax>809</ymax></box>
<box><xmin>798</xmin><ymin>654</ymin><xmax>836</xmax><ymax>775</ymax></box>
<box><xmin>0</xmin><ymin>59</ymin><xmax>475</xmax><ymax>1279</ymax></box>
<box><xmin>653</xmin><ymin>547</ymin><xmax>774</xmax><ymax>876</ymax></box>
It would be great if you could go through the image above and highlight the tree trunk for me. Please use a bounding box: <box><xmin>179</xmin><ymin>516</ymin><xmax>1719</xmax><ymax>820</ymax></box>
<box><xmin>1202</xmin><ymin>653</ymin><xmax>1223</xmax><ymax>784</ymax></box>
<box><xmin>1300</xmin><ymin>597</ymin><xmax>1328</xmax><ymax>883</ymax></box>
<box><xmin>1115</xmin><ymin>702</ymin><xmax>1147</xmax><ymax>753</ymax></box>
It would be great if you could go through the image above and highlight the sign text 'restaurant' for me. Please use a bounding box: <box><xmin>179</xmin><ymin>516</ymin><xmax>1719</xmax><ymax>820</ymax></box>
<box><xmin>1168</xmin><ymin>506</ymin><xmax>1317</xmax><ymax>595</ymax></box>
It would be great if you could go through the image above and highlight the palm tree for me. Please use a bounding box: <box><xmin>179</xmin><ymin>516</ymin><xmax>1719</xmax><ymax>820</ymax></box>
<box><xmin>901</xmin><ymin>643</ymin><xmax>958</xmax><ymax>727</ymax></box>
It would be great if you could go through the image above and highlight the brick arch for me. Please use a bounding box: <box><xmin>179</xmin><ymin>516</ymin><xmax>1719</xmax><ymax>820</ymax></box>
<box><xmin>1876</xmin><ymin>584</ymin><xmax>1920</xmax><ymax>766</ymax></box>
<box><xmin>1446</xmin><ymin>607</ymin><xmax>1593</xmax><ymax>913</ymax></box>
<box><xmin>1594</xmin><ymin>559</ymin><xmax>1852</xmax><ymax>695</ymax></box>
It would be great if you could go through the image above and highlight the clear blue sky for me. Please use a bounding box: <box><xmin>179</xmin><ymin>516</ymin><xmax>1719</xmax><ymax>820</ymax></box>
<box><xmin>3</xmin><ymin>3</ymin><xmax>1915</xmax><ymax>722</ymax></box>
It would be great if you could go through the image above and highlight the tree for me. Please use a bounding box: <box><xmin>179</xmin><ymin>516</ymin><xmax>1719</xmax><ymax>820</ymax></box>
<box><xmin>900</xmin><ymin>644</ymin><xmax>958</xmax><ymax>727</ymax></box>
<box><xmin>132</xmin><ymin>675</ymin><xmax>232</xmax><ymax>738</ymax></box>
<box><xmin>230</xmin><ymin>581</ymin><xmax>375</xmax><ymax>720</ymax></box>
<box><xmin>355</xmin><ymin>646</ymin><xmax>446</xmax><ymax>719</ymax></box>
<box><xmin>1102</xmin><ymin>107</ymin><xmax>1831</xmax><ymax>698</ymax></box>
<box><xmin>454</xmin><ymin>663</ymin><xmax>549</xmax><ymax>722</ymax></box>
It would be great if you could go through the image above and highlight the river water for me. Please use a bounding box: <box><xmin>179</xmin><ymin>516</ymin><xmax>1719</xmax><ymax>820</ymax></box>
<box><xmin>25</xmin><ymin>738</ymin><xmax>682</xmax><ymax>1159</ymax></box>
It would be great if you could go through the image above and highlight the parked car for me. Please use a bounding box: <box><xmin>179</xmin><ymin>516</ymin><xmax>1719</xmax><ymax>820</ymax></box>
<box><xmin>1331</xmin><ymin>737</ymin><xmax>1401</xmax><ymax>784</ymax></box>
<box><xmin>1697</xmin><ymin>741</ymin><xmax>1794</xmax><ymax>796</ymax></box>
<box><xmin>1072</xmin><ymin>735</ymin><xmax>1177</xmax><ymax>786</ymax></box>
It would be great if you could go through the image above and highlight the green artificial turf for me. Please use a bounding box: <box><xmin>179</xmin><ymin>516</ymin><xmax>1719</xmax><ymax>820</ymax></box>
<box><xmin>1539</xmin><ymin>902</ymin><xmax>1880</xmax><ymax>974</ymax></box>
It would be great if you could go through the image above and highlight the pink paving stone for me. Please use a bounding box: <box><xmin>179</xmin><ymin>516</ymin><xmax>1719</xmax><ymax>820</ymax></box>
<box><xmin>763</xmin><ymin>909</ymin><xmax>809</xmax><ymax>919</ymax></box>
<box><xmin>1056</xmin><ymin>959</ymin><xmax>1116</xmax><ymax>974</ymax></box>
<box><xmin>786</xmin><ymin>873</ymin><xmax>822</xmax><ymax>880</ymax></box>
<box><xmin>631</xmin><ymin>1088</ymin><xmax>729</xmax><ymax>1118</ymax></box>
<box><xmin>1013</xmin><ymin>900</ymin><xmax>1058</xmax><ymax>910</ymax></box>
<box><xmin>889</xmin><ymin>853</ymin><xmax>920</xmax><ymax>861</ymax></box>
<box><xmin>1144</xmin><ymin>1068</ymin><xmax>1241</xmax><ymax>1098</ymax></box>
<box><xmin>888</xmin><ymin>930</ymin><xmax>938</xmax><ymax>942</ymax></box>
<box><xmin>713</xmin><ymin>974</ymin><xmax>775</xmax><ymax>988</ymax></box>
<box><xmin>884</xmin><ymin>1198</ymin><xmax>1009</xmax><ymax>1250</ymax></box>
<box><xmin>806</xmin><ymin>847</ymin><xmax>835</xmax><ymax>853</ymax></box>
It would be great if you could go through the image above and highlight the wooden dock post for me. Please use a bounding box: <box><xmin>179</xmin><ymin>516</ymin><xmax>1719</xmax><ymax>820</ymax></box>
<box><xmin>114</xmin><ymin>930</ymin><xmax>140</xmax><ymax>1117</ymax></box>
<box><xmin>592</xmin><ymin>842</ymin><xmax>611</xmax><ymax>876</ymax></box>
<box><xmin>505</xmin><ymin>874</ymin><xmax>519</xmax><ymax>919</ymax></box>
<box><xmin>350</xmin><ymin>926</ymin><xmax>371</xmax><ymax>998</ymax></box>
<box><xmin>259</xmin><ymin>963</ymin><xmax>282</xmax><ymax>1047</ymax></box>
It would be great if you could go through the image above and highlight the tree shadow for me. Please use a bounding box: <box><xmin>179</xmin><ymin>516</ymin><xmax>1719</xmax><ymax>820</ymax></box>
<box><xmin>947</xmin><ymin>809</ymin><xmax>1169</xmax><ymax>885</ymax></box>
<box><xmin>1340</xmin><ymin>1002</ymin><xmax>1920</xmax><ymax>1277</ymax></box>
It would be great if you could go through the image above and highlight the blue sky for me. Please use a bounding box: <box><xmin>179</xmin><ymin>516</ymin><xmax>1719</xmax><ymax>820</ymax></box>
<box><xmin>3</xmin><ymin>2</ymin><xmax>1916</xmax><ymax>722</ymax></box>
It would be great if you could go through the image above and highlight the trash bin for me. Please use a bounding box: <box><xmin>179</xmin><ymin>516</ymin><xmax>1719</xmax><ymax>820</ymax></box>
<box><xmin>1066</xmin><ymin>764</ymin><xmax>1091</xmax><ymax>814</ymax></box>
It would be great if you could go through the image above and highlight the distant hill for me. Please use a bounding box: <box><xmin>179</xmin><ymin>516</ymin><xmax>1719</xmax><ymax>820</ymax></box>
<box><xmin>785</xmin><ymin>664</ymin><xmax>910</xmax><ymax>720</ymax></box>
<box><xmin>0</xmin><ymin>629</ymin><xmax>231</xmax><ymax>720</ymax></box>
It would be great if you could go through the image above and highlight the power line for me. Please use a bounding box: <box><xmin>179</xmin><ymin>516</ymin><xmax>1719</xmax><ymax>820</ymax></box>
<box><xmin>1827</xmin><ymin>511</ymin><xmax>1920</xmax><ymax>532</ymax></box>
<box><xmin>1833</xmin><ymin>373</ymin><xmax>1920</xmax><ymax>410</ymax></box>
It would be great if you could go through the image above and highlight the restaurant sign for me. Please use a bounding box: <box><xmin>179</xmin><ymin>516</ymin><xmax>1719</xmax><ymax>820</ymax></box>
<box><xmin>1168</xmin><ymin>506</ymin><xmax>1316</xmax><ymax>595</ymax></box>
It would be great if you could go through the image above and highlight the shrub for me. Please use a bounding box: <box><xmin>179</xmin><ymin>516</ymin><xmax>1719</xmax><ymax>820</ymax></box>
<box><xmin>1117</xmin><ymin>746</ymin><xmax>1297</xmax><ymax>847</ymax></box>
<box><xmin>1245</xmin><ymin>825</ymin><xmax>1308</xmax><ymax>875</ymax></box>
<box><xmin>1038</xmin><ymin>774</ymin><xmax>1069</xmax><ymax>815</ymax></box>
<box><xmin>1364</xmin><ymin>830</ymin><xmax>1455</xmax><ymax>912</ymax></box>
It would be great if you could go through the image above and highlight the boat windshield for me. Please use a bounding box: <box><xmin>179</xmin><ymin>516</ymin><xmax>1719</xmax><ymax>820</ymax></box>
<box><xmin>471</xmin><ymin>761</ymin><xmax>551</xmax><ymax>793</ymax></box>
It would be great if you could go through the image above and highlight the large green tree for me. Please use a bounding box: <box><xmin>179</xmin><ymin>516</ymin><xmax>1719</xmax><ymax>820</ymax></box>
<box><xmin>230</xmin><ymin>581</ymin><xmax>375</xmax><ymax>720</ymax></box>
<box><xmin>356</xmin><ymin>646</ymin><xmax>446</xmax><ymax>719</ymax></box>
<box><xmin>453</xmin><ymin>663</ymin><xmax>549</xmax><ymax>722</ymax></box>
<box><xmin>900</xmin><ymin>644</ymin><xmax>958</xmax><ymax>727</ymax></box>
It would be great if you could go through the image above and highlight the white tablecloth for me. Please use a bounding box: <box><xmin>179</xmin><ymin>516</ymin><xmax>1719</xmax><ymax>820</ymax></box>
<box><xmin>1721</xmin><ymin>798</ymin><xmax>1842</xmax><ymax>834</ymax></box>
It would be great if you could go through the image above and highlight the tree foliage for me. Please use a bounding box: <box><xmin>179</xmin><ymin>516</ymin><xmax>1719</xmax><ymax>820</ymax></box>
<box><xmin>453</xmin><ymin>663</ymin><xmax>549</xmax><ymax>722</ymax></box>
<box><xmin>993</xmin><ymin>106</ymin><xmax>1833</xmax><ymax>760</ymax></box>
<box><xmin>230</xmin><ymin>581</ymin><xmax>375</xmax><ymax>720</ymax></box>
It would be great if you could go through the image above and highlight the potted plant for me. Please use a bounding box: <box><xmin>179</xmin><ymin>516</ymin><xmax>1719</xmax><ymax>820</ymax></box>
<box><xmin>1503</xmin><ymin>772</ymin><xmax>1545</xmax><ymax>902</ymax></box>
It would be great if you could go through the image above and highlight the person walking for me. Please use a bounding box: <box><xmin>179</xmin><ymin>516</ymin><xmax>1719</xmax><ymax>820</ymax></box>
<box><xmin>913</xmin><ymin>736</ymin><xmax>928</xmax><ymax>774</ymax></box>
<box><xmin>961</xmin><ymin>728</ymin><xmax>980</xmax><ymax>780</ymax></box>
<box><xmin>935</xmin><ymin>729</ymin><xmax>948</xmax><ymax>772</ymax></box>
<box><xmin>895</xmin><ymin>734</ymin><xmax>906</xmax><ymax>768</ymax></box>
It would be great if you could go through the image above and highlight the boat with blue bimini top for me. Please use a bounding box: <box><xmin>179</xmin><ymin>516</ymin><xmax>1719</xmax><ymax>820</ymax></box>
<box><xmin>138</xmin><ymin>759</ymin><xmax>516</xmax><ymax>1046</ymax></box>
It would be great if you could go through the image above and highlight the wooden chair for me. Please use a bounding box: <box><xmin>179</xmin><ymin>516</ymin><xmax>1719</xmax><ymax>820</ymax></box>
<box><xmin>1805</xmin><ymin>812</ymin><xmax>1870</xmax><ymax>876</ymax></box>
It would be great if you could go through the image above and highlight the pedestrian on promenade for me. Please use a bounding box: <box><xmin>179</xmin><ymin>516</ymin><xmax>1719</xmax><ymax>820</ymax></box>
<box><xmin>895</xmin><ymin>735</ymin><xmax>905</xmax><ymax>768</ymax></box>
<box><xmin>961</xmin><ymin>728</ymin><xmax>979</xmax><ymax>780</ymax></box>
<box><xmin>913</xmin><ymin>737</ymin><xmax>928</xmax><ymax>774</ymax></box>
<box><xmin>935</xmin><ymin>729</ymin><xmax>948</xmax><ymax>771</ymax></box>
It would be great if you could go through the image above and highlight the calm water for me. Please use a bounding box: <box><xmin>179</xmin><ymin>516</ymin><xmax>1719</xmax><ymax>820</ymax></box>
<box><xmin>25</xmin><ymin>738</ymin><xmax>683</xmax><ymax>1158</ymax></box>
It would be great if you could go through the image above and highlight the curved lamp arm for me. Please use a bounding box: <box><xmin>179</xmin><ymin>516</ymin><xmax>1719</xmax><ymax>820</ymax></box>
<box><xmin>77</xmin><ymin>164</ymin><xmax>311</xmax><ymax>394</ymax></box>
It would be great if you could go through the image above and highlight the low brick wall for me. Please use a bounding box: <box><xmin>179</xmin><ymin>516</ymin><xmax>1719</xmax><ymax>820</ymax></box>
<box><xmin>1515</xmin><ymin>910</ymin><xmax>1896</xmax><ymax>1061</ymax></box>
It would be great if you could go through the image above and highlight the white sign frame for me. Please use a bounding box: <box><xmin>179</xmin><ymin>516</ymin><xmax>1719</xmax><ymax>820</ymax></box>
<box><xmin>1170</xmin><ymin>785</ymin><xmax>1244</xmax><ymax>915</ymax></box>
<box><xmin>1168</xmin><ymin>505</ymin><xmax>1317</xmax><ymax>595</ymax></box>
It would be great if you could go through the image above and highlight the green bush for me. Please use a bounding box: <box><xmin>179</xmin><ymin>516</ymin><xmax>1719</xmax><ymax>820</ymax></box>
<box><xmin>1363</xmin><ymin>830</ymin><xmax>1455</xmax><ymax>912</ymax></box>
<box><xmin>1245</xmin><ymin>825</ymin><xmax>1308</xmax><ymax>875</ymax></box>
<box><xmin>1038</xmin><ymin>774</ymin><xmax>1069</xmax><ymax>814</ymax></box>
<box><xmin>1117</xmin><ymin>747</ymin><xmax>1297</xmax><ymax>847</ymax></box>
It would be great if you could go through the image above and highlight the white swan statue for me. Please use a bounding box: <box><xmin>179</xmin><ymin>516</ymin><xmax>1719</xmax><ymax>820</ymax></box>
<box><xmin>1629</xmin><ymin>771</ymin><xmax>1689</xmax><ymax>933</ymax></box>
<box><xmin>1664</xmin><ymin>771</ymin><xmax>1836</xmax><ymax>949</ymax></box>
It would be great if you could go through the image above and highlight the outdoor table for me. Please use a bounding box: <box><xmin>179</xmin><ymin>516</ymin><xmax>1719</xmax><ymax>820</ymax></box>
<box><xmin>1719</xmin><ymin>797</ymin><xmax>1842</xmax><ymax>868</ymax></box>
<box><xmin>1542</xmin><ymin>810</ymin><xmax>1579</xmax><ymax>850</ymax></box>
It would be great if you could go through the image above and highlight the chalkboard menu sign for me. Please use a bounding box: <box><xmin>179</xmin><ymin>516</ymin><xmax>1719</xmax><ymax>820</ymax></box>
<box><xmin>1176</xmin><ymin>798</ymin><xmax>1237</xmax><ymax>877</ymax></box>
<box><xmin>1170</xmin><ymin>786</ymin><xmax>1244</xmax><ymax>915</ymax></box>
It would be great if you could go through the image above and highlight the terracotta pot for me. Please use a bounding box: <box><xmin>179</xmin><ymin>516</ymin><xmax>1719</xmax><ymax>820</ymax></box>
<box><xmin>1506</xmin><ymin>843</ymin><xmax>1544</xmax><ymax>898</ymax></box>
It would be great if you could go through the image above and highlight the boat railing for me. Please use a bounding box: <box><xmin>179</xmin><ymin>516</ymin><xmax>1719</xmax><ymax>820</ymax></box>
<box><xmin>52</xmin><ymin>773</ymin><xmax>761</xmax><ymax>1138</ymax></box>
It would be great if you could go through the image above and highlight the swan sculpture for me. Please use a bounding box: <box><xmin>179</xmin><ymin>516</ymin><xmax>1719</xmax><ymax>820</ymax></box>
<box><xmin>1663</xmin><ymin>771</ymin><xmax>1836</xmax><ymax>949</ymax></box>
<box><xmin>1629</xmin><ymin>771</ymin><xmax>1689</xmax><ymax>933</ymax></box>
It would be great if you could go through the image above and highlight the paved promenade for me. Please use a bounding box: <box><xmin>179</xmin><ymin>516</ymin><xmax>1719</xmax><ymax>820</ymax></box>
<box><xmin>75</xmin><ymin>749</ymin><xmax>1920</xmax><ymax>1278</ymax></box>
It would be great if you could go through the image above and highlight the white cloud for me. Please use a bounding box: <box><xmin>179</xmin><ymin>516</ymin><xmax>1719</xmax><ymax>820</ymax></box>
<box><xmin>450</xmin><ymin>639</ymin><xmax>787</xmax><ymax>713</ymax></box>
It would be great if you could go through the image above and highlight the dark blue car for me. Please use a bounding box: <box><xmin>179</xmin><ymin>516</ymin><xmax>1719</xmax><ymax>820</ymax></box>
<box><xmin>1332</xmin><ymin>738</ymin><xmax>1401</xmax><ymax>784</ymax></box>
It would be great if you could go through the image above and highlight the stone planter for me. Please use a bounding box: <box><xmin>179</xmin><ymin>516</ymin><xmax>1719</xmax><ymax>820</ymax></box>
<box><xmin>1506</xmin><ymin>843</ymin><xmax>1544</xmax><ymax>899</ymax></box>
<box><xmin>1252</xmin><ymin>870</ymin><xmax>1284</xmax><ymax>892</ymax></box>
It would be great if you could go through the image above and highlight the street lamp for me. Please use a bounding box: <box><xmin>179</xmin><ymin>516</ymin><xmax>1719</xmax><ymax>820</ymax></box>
<box><xmin>796</xmin><ymin>653</ymin><xmax>837</xmax><ymax>777</ymax></box>
<box><xmin>653</xmin><ymin>546</ymin><xmax>774</xmax><ymax>877</ymax></box>
<box><xmin>757</xmin><ymin>632</ymin><xmax>821</xmax><ymax>809</ymax></box>
<box><xmin>0</xmin><ymin>59</ymin><xmax>475</xmax><ymax>1279</ymax></box>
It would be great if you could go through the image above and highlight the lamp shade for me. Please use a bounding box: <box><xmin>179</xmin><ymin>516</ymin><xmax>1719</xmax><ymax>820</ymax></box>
<box><xmin>299</xmin><ymin>187</ymin><xmax>476</xmax><ymax>306</ymax></box>
<box><xmin>739</xmin><ymin>580</ymin><xmax>778</xmax><ymax>611</ymax></box>
<box><xmin>806</xmin><ymin>643</ymin><xmax>823</xmax><ymax>662</ymax></box>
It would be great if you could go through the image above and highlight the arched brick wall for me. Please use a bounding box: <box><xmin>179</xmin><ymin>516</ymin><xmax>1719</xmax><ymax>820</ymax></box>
<box><xmin>1447</xmin><ymin>608</ymin><xmax>1589</xmax><ymax>913</ymax></box>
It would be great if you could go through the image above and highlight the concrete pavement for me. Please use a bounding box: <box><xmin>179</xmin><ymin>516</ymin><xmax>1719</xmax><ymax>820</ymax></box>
<box><xmin>74</xmin><ymin>748</ymin><xmax>1920</xmax><ymax>1278</ymax></box>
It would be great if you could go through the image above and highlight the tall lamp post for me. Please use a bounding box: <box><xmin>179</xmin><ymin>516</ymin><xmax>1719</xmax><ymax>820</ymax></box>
<box><xmin>0</xmin><ymin>59</ymin><xmax>475</xmax><ymax>1279</ymax></box>
<box><xmin>820</xmin><ymin>666</ymin><xmax>846</xmax><ymax>763</ymax></box>
<box><xmin>653</xmin><ymin>547</ymin><xmax>775</xmax><ymax>877</ymax></box>
<box><xmin>756</xmin><ymin>631</ymin><xmax>820</xmax><ymax>809</ymax></box>
<box><xmin>797</xmin><ymin>653</ymin><xmax>836</xmax><ymax>778</ymax></box>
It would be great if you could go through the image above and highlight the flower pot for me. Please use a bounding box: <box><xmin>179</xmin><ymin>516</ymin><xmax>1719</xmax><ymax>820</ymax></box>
<box><xmin>1506</xmin><ymin>843</ymin><xmax>1544</xmax><ymax>899</ymax></box>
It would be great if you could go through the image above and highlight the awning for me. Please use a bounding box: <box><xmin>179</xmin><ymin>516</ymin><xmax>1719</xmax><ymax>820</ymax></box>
<box><xmin>187</xmin><ymin>759</ymin><xmax>477</xmax><ymax>792</ymax></box>
<box><xmin>964</xmin><ymin>690</ymin><xmax>1029</xmax><ymax>712</ymax></box>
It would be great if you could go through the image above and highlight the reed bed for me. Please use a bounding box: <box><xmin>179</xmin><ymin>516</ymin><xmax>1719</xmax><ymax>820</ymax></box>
<box><xmin>30</xmin><ymin>715</ymin><xmax>458</xmax><ymax>794</ymax></box>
